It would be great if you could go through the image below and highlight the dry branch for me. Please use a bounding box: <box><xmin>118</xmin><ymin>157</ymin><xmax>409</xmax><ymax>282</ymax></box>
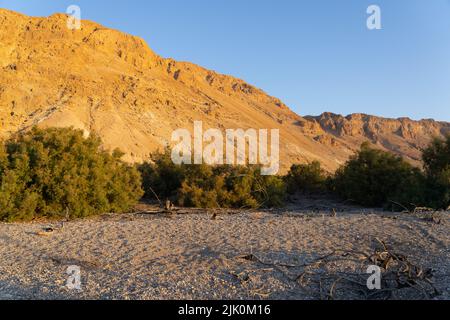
<box><xmin>233</xmin><ymin>240</ymin><xmax>441</xmax><ymax>300</ymax></box>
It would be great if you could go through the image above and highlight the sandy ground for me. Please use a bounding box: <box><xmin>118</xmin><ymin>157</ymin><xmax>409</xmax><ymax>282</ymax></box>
<box><xmin>0</xmin><ymin>206</ymin><xmax>448</xmax><ymax>300</ymax></box>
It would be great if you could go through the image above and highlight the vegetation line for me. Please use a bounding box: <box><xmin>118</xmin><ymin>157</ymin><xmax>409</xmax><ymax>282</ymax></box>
<box><xmin>0</xmin><ymin>127</ymin><xmax>448</xmax><ymax>222</ymax></box>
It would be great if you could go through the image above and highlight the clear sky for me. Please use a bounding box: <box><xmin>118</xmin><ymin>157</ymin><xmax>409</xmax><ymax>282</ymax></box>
<box><xmin>1</xmin><ymin>0</ymin><xmax>449</xmax><ymax>121</ymax></box>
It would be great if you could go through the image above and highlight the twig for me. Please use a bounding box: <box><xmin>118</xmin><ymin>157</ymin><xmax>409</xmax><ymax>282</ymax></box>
<box><xmin>388</xmin><ymin>200</ymin><xmax>411</xmax><ymax>213</ymax></box>
<box><xmin>328</xmin><ymin>277</ymin><xmax>342</xmax><ymax>300</ymax></box>
<box><xmin>147</xmin><ymin>186</ymin><xmax>162</xmax><ymax>206</ymax></box>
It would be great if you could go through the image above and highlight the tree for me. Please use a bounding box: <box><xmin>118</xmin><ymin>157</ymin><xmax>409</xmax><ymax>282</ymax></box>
<box><xmin>0</xmin><ymin>127</ymin><xmax>143</xmax><ymax>221</ymax></box>
<box><xmin>284</xmin><ymin>161</ymin><xmax>328</xmax><ymax>194</ymax></box>
<box><xmin>332</xmin><ymin>143</ymin><xmax>425</xmax><ymax>209</ymax></box>
<box><xmin>422</xmin><ymin>136</ymin><xmax>450</xmax><ymax>209</ymax></box>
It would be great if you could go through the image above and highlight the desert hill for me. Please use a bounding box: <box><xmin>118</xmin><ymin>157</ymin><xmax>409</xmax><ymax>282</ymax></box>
<box><xmin>305</xmin><ymin>113</ymin><xmax>450</xmax><ymax>166</ymax></box>
<box><xmin>0</xmin><ymin>8</ymin><xmax>448</xmax><ymax>172</ymax></box>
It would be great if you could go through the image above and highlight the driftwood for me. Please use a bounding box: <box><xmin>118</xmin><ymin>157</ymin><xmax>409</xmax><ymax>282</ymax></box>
<box><xmin>35</xmin><ymin>229</ymin><xmax>55</xmax><ymax>237</ymax></box>
<box><xmin>387</xmin><ymin>201</ymin><xmax>445</xmax><ymax>225</ymax></box>
<box><xmin>364</xmin><ymin>238</ymin><xmax>438</xmax><ymax>299</ymax></box>
<box><xmin>164</xmin><ymin>199</ymin><xmax>174</xmax><ymax>212</ymax></box>
<box><xmin>413</xmin><ymin>206</ymin><xmax>436</xmax><ymax>213</ymax></box>
<box><xmin>388</xmin><ymin>200</ymin><xmax>442</xmax><ymax>215</ymax></box>
<box><xmin>35</xmin><ymin>223</ymin><xmax>65</xmax><ymax>237</ymax></box>
<box><xmin>233</xmin><ymin>239</ymin><xmax>442</xmax><ymax>300</ymax></box>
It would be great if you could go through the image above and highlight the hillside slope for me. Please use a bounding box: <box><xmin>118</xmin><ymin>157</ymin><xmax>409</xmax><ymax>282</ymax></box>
<box><xmin>0</xmin><ymin>9</ymin><xmax>448</xmax><ymax>172</ymax></box>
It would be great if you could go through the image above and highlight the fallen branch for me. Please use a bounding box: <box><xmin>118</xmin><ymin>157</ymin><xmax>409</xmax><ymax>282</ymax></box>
<box><xmin>233</xmin><ymin>240</ymin><xmax>440</xmax><ymax>300</ymax></box>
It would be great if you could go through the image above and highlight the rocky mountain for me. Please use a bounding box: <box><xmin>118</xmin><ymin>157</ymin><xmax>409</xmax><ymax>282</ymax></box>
<box><xmin>305</xmin><ymin>113</ymin><xmax>450</xmax><ymax>167</ymax></box>
<box><xmin>0</xmin><ymin>8</ymin><xmax>448</xmax><ymax>172</ymax></box>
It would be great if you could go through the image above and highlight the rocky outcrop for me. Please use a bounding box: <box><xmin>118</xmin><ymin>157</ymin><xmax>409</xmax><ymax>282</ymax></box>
<box><xmin>306</xmin><ymin>113</ymin><xmax>450</xmax><ymax>164</ymax></box>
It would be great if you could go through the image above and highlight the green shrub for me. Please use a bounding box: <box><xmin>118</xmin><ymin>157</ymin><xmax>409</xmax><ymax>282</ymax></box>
<box><xmin>0</xmin><ymin>127</ymin><xmax>143</xmax><ymax>221</ymax></box>
<box><xmin>178</xmin><ymin>165</ymin><xmax>286</xmax><ymax>209</ymax></box>
<box><xmin>138</xmin><ymin>149</ymin><xmax>286</xmax><ymax>209</ymax></box>
<box><xmin>284</xmin><ymin>161</ymin><xmax>328</xmax><ymax>194</ymax></box>
<box><xmin>177</xmin><ymin>164</ymin><xmax>226</xmax><ymax>208</ymax></box>
<box><xmin>422</xmin><ymin>135</ymin><xmax>450</xmax><ymax>209</ymax></box>
<box><xmin>331</xmin><ymin>142</ymin><xmax>425</xmax><ymax>209</ymax></box>
<box><xmin>138</xmin><ymin>147</ymin><xmax>185</xmax><ymax>200</ymax></box>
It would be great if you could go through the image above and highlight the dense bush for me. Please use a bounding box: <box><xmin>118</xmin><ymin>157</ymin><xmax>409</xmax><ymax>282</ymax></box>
<box><xmin>138</xmin><ymin>149</ymin><xmax>286</xmax><ymax>209</ymax></box>
<box><xmin>422</xmin><ymin>135</ymin><xmax>450</xmax><ymax>209</ymax></box>
<box><xmin>331</xmin><ymin>142</ymin><xmax>425</xmax><ymax>209</ymax></box>
<box><xmin>138</xmin><ymin>147</ymin><xmax>185</xmax><ymax>200</ymax></box>
<box><xmin>2</xmin><ymin>127</ymin><xmax>448</xmax><ymax>221</ymax></box>
<box><xmin>284</xmin><ymin>161</ymin><xmax>329</xmax><ymax>194</ymax></box>
<box><xmin>0</xmin><ymin>127</ymin><xmax>143</xmax><ymax>221</ymax></box>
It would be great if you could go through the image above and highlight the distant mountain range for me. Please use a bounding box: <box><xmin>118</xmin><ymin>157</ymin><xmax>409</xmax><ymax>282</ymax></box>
<box><xmin>1</xmin><ymin>8</ymin><xmax>448</xmax><ymax>172</ymax></box>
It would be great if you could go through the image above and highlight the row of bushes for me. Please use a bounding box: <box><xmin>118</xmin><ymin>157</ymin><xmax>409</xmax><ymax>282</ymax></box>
<box><xmin>138</xmin><ymin>138</ymin><xmax>449</xmax><ymax>212</ymax></box>
<box><xmin>138</xmin><ymin>149</ymin><xmax>285</xmax><ymax>209</ymax></box>
<box><xmin>284</xmin><ymin>139</ymin><xmax>449</xmax><ymax>211</ymax></box>
<box><xmin>0</xmin><ymin>127</ymin><xmax>448</xmax><ymax>221</ymax></box>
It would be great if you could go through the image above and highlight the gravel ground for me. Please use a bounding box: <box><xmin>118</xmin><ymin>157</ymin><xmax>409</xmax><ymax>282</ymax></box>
<box><xmin>0</xmin><ymin>209</ymin><xmax>448</xmax><ymax>300</ymax></box>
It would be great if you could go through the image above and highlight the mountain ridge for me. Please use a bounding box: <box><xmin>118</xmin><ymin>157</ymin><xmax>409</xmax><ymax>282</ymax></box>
<box><xmin>1</xmin><ymin>8</ymin><xmax>448</xmax><ymax>172</ymax></box>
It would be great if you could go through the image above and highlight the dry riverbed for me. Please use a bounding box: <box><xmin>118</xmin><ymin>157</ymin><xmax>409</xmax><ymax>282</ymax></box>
<box><xmin>0</xmin><ymin>207</ymin><xmax>448</xmax><ymax>300</ymax></box>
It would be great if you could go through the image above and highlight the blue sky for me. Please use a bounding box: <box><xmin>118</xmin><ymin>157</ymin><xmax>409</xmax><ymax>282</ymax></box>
<box><xmin>1</xmin><ymin>0</ymin><xmax>449</xmax><ymax>121</ymax></box>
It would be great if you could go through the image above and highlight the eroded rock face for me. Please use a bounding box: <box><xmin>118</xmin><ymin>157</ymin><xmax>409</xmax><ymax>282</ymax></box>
<box><xmin>305</xmin><ymin>113</ymin><xmax>450</xmax><ymax>163</ymax></box>
<box><xmin>0</xmin><ymin>9</ymin><xmax>448</xmax><ymax>172</ymax></box>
